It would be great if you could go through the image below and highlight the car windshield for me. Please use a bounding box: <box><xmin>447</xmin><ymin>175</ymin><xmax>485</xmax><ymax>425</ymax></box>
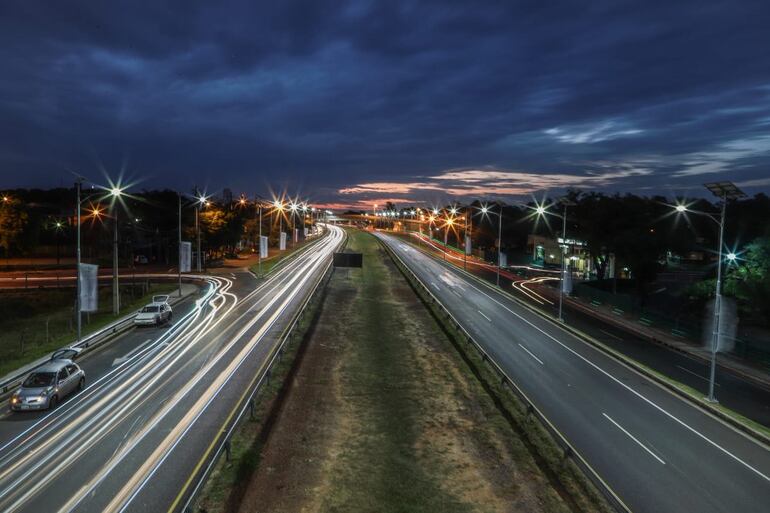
<box><xmin>22</xmin><ymin>372</ymin><xmax>56</xmax><ymax>388</ymax></box>
<box><xmin>141</xmin><ymin>306</ymin><xmax>160</xmax><ymax>313</ymax></box>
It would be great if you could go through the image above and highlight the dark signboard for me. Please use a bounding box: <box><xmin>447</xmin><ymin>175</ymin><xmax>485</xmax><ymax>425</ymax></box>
<box><xmin>333</xmin><ymin>252</ymin><xmax>363</xmax><ymax>268</ymax></box>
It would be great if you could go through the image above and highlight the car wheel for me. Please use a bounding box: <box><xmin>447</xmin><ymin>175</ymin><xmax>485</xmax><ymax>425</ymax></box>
<box><xmin>49</xmin><ymin>396</ymin><xmax>58</xmax><ymax>410</ymax></box>
<box><xmin>78</xmin><ymin>378</ymin><xmax>85</xmax><ymax>391</ymax></box>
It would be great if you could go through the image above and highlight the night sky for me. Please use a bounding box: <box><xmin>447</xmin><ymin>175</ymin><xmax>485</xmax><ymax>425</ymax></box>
<box><xmin>2</xmin><ymin>1</ymin><xmax>770</xmax><ymax>209</ymax></box>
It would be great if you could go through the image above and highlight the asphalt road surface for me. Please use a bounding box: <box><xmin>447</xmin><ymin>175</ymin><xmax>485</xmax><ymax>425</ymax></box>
<box><xmin>404</xmin><ymin>232</ymin><xmax>770</xmax><ymax>427</ymax></box>
<box><xmin>0</xmin><ymin>225</ymin><xmax>344</xmax><ymax>513</ymax></box>
<box><xmin>376</xmin><ymin>231</ymin><xmax>770</xmax><ymax>513</ymax></box>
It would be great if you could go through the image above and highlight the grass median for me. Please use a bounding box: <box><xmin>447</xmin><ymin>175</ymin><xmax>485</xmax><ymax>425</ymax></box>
<box><xmin>201</xmin><ymin>228</ymin><xmax>597</xmax><ymax>513</ymax></box>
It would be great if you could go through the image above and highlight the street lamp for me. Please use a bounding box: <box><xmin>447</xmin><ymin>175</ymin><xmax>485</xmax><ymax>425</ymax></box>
<box><xmin>108</xmin><ymin>186</ymin><xmax>124</xmax><ymax>315</ymax></box>
<box><xmin>73</xmin><ymin>177</ymin><xmax>123</xmax><ymax>341</ymax></box>
<box><xmin>478</xmin><ymin>204</ymin><xmax>504</xmax><ymax>287</ymax></box>
<box><xmin>195</xmin><ymin>191</ymin><xmax>207</xmax><ymax>272</ymax></box>
<box><xmin>533</xmin><ymin>198</ymin><xmax>575</xmax><ymax>322</ymax></box>
<box><xmin>673</xmin><ymin>181</ymin><xmax>746</xmax><ymax>403</ymax></box>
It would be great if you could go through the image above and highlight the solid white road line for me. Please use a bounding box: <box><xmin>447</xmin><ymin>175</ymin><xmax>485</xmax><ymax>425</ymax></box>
<box><xmin>603</xmin><ymin>413</ymin><xmax>666</xmax><ymax>465</ymax></box>
<box><xmin>676</xmin><ymin>365</ymin><xmax>720</xmax><ymax>387</ymax></box>
<box><xmin>384</xmin><ymin>233</ymin><xmax>770</xmax><ymax>483</ymax></box>
<box><xmin>518</xmin><ymin>343</ymin><xmax>544</xmax><ymax>365</ymax></box>
<box><xmin>478</xmin><ymin>310</ymin><xmax>492</xmax><ymax>322</ymax></box>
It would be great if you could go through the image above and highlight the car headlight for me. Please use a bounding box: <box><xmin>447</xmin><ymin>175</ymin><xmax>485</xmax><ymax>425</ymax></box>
<box><xmin>10</xmin><ymin>396</ymin><xmax>19</xmax><ymax>404</ymax></box>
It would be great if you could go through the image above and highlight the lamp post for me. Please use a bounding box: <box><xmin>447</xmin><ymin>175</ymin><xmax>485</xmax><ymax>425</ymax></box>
<box><xmin>106</xmin><ymin>186</ymin><xmax>124</xmax><ymax>315</ymax></box>
<box><xmin>557</xmin><ymin>198</ymin><xmax>576</xmax><ymax>323</ymax></box>
<box><xmin>674</xmin><ymin>181</ymin><xmax>745</xmax><ymax>403</ymax></box>
<box><xmin>479</xmin><ymin>205</ymin><xmax>503</xmax><ymax>287</ymax></box>
<box><xmin>194</xmin><ymin>192</ymin><xmax>207</xmax><ymax>272</ymax></box>
<box><xmin>74</xmin><ymin>178</ymin><xmax>121</xmax><ymax>341</ymax></box>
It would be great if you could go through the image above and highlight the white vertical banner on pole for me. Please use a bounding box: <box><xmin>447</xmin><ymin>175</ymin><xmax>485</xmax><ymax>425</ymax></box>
<box><xmin>260</xmin><ymin>236</ymin><xmax>269</xmax><ymax>258</ymax></box>
<box><xmin>304</xmin><ymin>227</ymin><xmax>309</xmax><ymax>238</ymax></box>
<box><xmin>294</xmin><ymin>228</ymin><xmax>299</xmax><ymax>243</ymax></box>
<box><xmin>465</xmin><ymin>235</ymin><xmax>472</xmax><ymax>255</ymax></box>
<box><xmin>179</xmin><ymin>241</ymin><xmax>191</xmax><ymax>273</ymax></box>
<box><xmin>79</xmin><ymin>263</ymin><xmax>99</xmax><ymax>312</ymax></box>
<box><xmin>279</xmin><ymin>232</ymin><xmax>287</xmax><ymax>250</ymax></box>
<box><xmin>499</xmin><ymin>252</ymin><xmax>507</xmax><ymax>268</ymax></box>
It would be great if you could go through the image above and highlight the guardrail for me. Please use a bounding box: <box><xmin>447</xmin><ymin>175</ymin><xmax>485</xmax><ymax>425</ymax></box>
<box><xmin>177</xmin><ymin>233</ymin><xmax>344</xmax><ymax>513</ymax></box>
<box><xmin>0</xmin><ymin>277</ymin><xmax>208</xmax><ymax>398</ymax></box>
<box><xmin>378</xmin><ymin>237</ymin><xmax>631</xmax><ymax>513</ymax></box>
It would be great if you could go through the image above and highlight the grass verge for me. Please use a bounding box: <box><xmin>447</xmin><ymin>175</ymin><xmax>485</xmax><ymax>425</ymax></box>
<box><xmin>0</xmin><ymin>282</ymin><xmax>178</xmax><ymax>377</ymax></box>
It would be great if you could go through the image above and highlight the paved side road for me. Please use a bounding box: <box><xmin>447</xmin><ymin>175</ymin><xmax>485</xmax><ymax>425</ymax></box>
<box><xmin>376</xmin><ymin>231</ymin><xmax>770</xmax><ymax>513</ymax></box>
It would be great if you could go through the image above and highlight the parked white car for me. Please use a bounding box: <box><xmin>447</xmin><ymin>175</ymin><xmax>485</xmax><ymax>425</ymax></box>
<box><xmin>133</xmin><ymin>296</ymin><xmax>172</xmax><ymax>326</ymax></box>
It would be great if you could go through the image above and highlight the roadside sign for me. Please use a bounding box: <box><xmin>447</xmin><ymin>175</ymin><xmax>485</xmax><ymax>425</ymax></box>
<box><xmin>179</xmin><ymin>241</ymin><xmax>191</xmax><ymax>272</ymax></box>
<box><xmin>79</xmin><ymin>263</ymin><xmax>98</xmax><ymax>312</ymax></box>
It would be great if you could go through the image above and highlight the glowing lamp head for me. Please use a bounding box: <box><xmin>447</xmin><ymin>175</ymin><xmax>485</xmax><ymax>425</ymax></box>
<box><xmin>536</xmin><ymin>206</ymin><xmax>546</xmax><ymax>215</ymax></box>
<box><xmin>481</xmin><ymin>207</ymin><xmax>488</xmax><ymax>214</ymax></box>
<box><xmin>432</xmin><ymin>209</ymin><xmax>439</xmax><ymax>215</ymax></box>
<box><xmin>727</xmin><ymin>252</ymin><xmax>737</xmax><ymax>261</ymax></box>
<box><xmin>675</xmin><ymin>204</ymin><xmax>687</xmax><ymax>213</ymax></box>
<box><xmin>110</xmin><ymin>187</ymin><xmax>123</xmax><ymax>197</ymax></box>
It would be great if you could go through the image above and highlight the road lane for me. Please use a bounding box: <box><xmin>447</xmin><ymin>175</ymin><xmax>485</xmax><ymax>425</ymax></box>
<box><xmin>376</xmin><ymin>231</ymin><xmax>770</xmax><ymax>513</ymax></box>
<box><xmin>0</xmin><ymin>225</ymin><xmax>344</xmax><ymax>513</ymax></box>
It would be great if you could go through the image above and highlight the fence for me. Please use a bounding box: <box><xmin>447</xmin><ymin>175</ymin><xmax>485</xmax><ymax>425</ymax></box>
<box><xmin>379</xmin><ymin>238</ymin><xmax>630</xmax><ymax>513</ymax></box>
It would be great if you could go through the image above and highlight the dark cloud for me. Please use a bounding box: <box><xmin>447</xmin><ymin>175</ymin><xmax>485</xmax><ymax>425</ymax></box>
<box><xmin>1</xmin><ymin>0</ymin><xmax>769</xmax><ymax>205</ymax></box>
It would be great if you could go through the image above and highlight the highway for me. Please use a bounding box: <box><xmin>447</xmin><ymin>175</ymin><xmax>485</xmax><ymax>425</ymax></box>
<box><xmin>403</xmin><ymin>231</ymin><xmax>770</xmax><ymax>427</ymax></box>
<box><xmin>375</xmin><ymin>231</ymin><xmax>770</xmax><ymax>513</ymax></box>
<box><xmin>0</xmin><ymin>225</ymin><xmax>344</xmax><ymax>513</ymax></box>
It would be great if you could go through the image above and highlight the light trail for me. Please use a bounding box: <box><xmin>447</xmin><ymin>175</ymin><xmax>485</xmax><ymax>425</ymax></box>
<box><xmin>0</xmin><ymin>225</ymin><xmax>344</xmax><ymax>513</ymax></box>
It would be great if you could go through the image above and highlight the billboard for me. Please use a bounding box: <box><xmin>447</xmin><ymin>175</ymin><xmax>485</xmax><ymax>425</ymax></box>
<box><xmin>260</xmin><ymin>235</ymin><xmax>269</xmax><ymax>258</ymax></box>
<box><xmin>79</xmin><ymin>263</ymin><xmax>99</xmax><ymax>312</ymax></box>
<box><xmin>179</xmin><ymin>241</ymin><xmax>192</xmax><ymax>273</ymax></box>
<box><xmin>279</xmin><ymin>231</ymin><xmax>287</xmax><ymax>250</ymax></box>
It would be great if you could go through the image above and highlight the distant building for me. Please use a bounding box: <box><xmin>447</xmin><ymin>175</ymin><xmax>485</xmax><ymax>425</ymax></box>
<box><xmin>527</xmin><ymin>234</ymin><xmax>592</xmax><ymax>275</ymax></box>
